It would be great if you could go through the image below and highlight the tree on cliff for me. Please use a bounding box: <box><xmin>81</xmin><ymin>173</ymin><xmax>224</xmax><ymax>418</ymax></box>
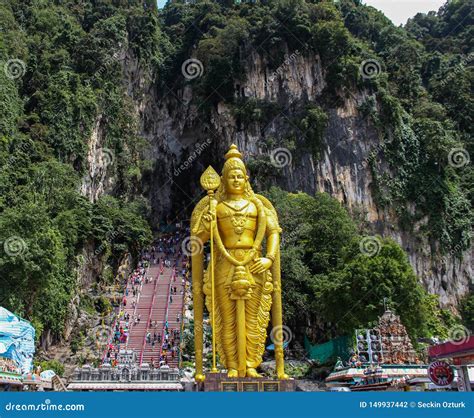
<box><xmin>266</xmin><ymin>187</ymin><xmax>452</xmax><ymax>343</ymax></box>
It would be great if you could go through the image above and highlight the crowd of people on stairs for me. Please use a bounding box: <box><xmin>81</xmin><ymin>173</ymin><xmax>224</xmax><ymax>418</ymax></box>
<box><xmin>102</xmin><ymin>226</ymin><xmax>191</xmax><ymax>371</ymax></box>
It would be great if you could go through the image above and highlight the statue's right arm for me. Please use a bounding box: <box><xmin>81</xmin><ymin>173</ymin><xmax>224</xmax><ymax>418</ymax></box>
<box><xmin>190</xmin><ymin>197</ymin><xmax>213</xmax><ymax>242</ymax></box>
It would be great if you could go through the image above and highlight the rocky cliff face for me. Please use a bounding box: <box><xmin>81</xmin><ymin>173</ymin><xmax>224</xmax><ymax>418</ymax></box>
<box><xmin>80</xmin><ymin>115</ymin><xmax>114</xmax><ymax>203</ymax></box>
<box><xmin>116</xmin><ymin>44</ymin><xmax>470</xmax><ymax>307</ymax></box>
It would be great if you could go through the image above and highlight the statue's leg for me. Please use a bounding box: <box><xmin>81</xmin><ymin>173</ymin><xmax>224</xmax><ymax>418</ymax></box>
<box><xmin>216</xmin><ymin>284</ymin><xmax>238</xmax><ymax>376</ymax></box>
<box><xmin>245</xmin><ymin>271</ymin><xmax>272</xmax><ymax>377</ymax></box>
<box><xmin>236</xmin><ymin>299</ymin><xmax>246</xmax><ymax>377</ymax></box>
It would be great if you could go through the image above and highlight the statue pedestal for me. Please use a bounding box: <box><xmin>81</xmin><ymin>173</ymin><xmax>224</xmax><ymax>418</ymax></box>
<box><xmin>198</xmin><ymin>372</ymin><xmax>296</xmax><ymax>392</ymax></box>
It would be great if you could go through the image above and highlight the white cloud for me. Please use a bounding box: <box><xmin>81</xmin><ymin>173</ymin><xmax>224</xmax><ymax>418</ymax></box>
<box><xmin>155</xmin><ymin>1</ymin><xmax>446</xmax><ymax>26</ymax></box>
<box><xmin>363</xmin><ymin>0</ymin><xmax>446</xmax><ymax>25</ymax></box>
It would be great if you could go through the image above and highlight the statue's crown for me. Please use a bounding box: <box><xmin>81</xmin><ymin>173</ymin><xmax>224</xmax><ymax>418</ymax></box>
<box><xmin>222</xmin><ymin>144</ymin><xmax>247</xmax><ymax>176</ymax></box>
<box><xmin>225</xmin><ymin>144</ymin><xmax>243</xmax><ymax>160</ymax></box>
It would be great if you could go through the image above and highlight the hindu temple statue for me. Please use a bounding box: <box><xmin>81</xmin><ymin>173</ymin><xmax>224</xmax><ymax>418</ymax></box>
<box><xmin>191</xmin><ymin>144</ymin><xmax>288</xmax><ymax>381</ymax></box>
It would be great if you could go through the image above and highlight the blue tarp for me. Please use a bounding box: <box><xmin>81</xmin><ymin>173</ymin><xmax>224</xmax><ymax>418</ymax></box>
<box><xmin>265</xmin><ymin>342</ymin><xmax>289</xmax><ymax>350</ymax></box>
<box><xmin>0</xmin><ymin>307</ymin><xmax>35</xmax><ymax>373</ymax></box>
<box><xmin>40</xmin><ymin>370</ymin><xmax>56</xmax><ymax>380</ymax></box>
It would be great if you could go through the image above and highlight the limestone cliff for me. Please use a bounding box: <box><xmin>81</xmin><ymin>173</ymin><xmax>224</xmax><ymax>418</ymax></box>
<box><xmin>108</xmin><ymin>44</ymin><xmax>471</xmax><ymax>307</ymax></box>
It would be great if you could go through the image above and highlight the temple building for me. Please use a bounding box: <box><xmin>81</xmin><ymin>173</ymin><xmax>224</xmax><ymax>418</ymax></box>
<box><xmin>67</xmin><ymin>349</ymin><xmax>182</xmax><ymax>391</ymax></box>
<box><xmin>0</xmin><ymin>358</ymin><xmax>23</xmax><ymax>391</ymax></box>
<box><xmin>326</xmin><ymin>309</ymin><xmax>427</xmax><ymax>391</ymax></box>
<box><xmin>375</xmin><ymin>309</ymin><xmax>419</xmax><ymax>364</ymax></box>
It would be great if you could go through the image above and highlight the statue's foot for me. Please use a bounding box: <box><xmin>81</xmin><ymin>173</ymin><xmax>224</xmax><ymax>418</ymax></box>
<box><xmin>277</xmin><ymin>372</ymin><xmax>289</xmax><ymax>380</ymax></box>
<box><xmin>227</xmin><ymin>368</ymin><xmax>238</xmax><ymax>378</ymax></box>
<box><xmin>195</xmin><ymin>373</ymin><xmax>206</xmax><ymax>382</ymax></box>
<box><xmin>246</xmin><ymin>368</ymin><xmax>262</xmax><ymax>378</ymax></box>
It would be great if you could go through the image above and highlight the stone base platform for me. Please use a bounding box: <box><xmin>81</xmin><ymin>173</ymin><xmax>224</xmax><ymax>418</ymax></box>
<box><xmin>198</xmin><ymin>372</ymin><xmax>296</xmax><ymax>392</ymax></box>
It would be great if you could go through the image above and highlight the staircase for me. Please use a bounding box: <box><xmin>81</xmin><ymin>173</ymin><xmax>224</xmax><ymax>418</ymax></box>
<box><xmin>124</xmin><ymin>263</ymin><xmax>162</xmax><ymax>363</ymax></box>
<box><xmin>139</xmin><ymin>266</ymin><xmax>173</xmax><ymax>366</ymax></box>
<box><xmin>158</xmin><ymin>268</ymin><xmax>184</xmax><ymax>369</ymax></box>
<box><xmin>103</xmin><ymin>246</ymin><xmax>186</xmax><ymax>370</ymax></box>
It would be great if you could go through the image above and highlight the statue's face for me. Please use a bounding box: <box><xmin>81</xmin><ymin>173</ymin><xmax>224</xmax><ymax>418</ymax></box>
<box><xmin>225</xmin><ymin>168</ymin><xmax>246</xmax><ymax>195</ymax></box>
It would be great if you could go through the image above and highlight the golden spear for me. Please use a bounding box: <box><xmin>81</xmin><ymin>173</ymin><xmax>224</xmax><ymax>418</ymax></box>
<box><xmin>200</xmin><ymin>166</ymin><xmax>221</xmax><ymax>373</ymax></box>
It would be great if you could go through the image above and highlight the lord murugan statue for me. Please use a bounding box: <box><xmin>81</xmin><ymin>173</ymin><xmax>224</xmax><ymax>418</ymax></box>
<box><xmin>191</xmin><ymin>144</ymin><xmax>288</xmax><ymax>381</ymax></box>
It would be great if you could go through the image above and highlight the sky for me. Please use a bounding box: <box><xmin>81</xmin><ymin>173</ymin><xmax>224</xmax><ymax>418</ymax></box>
<box><xmin>363</xmin><ymin>0</ymin><xmax>445</xmax><ymax>25</ymax></box>
<box><xmin>156</xmin><ymin>0</ymin><xmax>446</xmax><ymax>26</ymax></box>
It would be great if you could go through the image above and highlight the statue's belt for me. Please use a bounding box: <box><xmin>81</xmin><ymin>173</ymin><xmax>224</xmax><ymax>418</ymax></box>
<box><xmin>227</xmin><ymin>248</ymin><xmax>261</xmax><ymax>262</ymax></box>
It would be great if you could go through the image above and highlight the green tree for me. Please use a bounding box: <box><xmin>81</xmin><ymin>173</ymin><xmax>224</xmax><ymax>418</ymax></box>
<box><xmin>266</xmin><ymin>187</ymin><xmax>446</xmax><ymax>342</ymax></box>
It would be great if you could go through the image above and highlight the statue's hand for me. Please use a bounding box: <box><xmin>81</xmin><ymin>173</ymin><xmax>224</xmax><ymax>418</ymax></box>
<box><xmin>249</xmin><ymin>257</ymin><xmax>272</xmax><ymax>274</ymax></box>
<box><xmin>202</xmin><ymin>209</ymin><xmax>216</xmax><ymax>223</ymax></box>
<box><xmin>203</xmin><ymin>212</ymin><xmax>212</xmax><ymax>222</ymax></box>
<box><xmin>202</xmin><ymin>199</ymin><xmax>218</xmax><ymax>223</ymax></box>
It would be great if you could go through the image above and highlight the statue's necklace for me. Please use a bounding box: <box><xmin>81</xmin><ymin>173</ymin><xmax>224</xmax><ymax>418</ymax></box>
<box><xmin>223</xmin><ymin>200</ymin><xmax>250</xmax><ymax>235</ymax></box>
<box><xmin>213</xmin><ymin>196</ymin><xmax>267</xmax><ymax>267</ymax></box>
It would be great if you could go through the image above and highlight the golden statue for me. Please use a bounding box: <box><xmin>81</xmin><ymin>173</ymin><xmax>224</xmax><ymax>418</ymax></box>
<box><xmin>191</xmin><ymin>144</ymin><xmax>288</xmax><ymax>381</ymax></box>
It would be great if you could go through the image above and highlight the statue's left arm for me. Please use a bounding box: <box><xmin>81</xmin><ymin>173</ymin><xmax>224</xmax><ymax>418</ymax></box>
<box><xmin>255</xmin><ymin>195</ymin><xmax>288</xmax><ymax>379</ymax></box>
